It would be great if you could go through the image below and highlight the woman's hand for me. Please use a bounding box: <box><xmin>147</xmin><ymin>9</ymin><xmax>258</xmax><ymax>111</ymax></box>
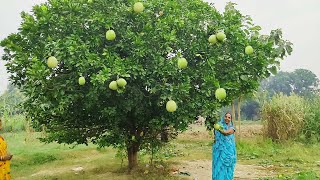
<box><xmin>220</xmin><ymin>128</ymin><xmax>235</xmax><ymax>136</ymax></box>
<box><xmin>214</xmin><ymin>123</ymin><xmax>223</xmax><ymax>131</ymax></box>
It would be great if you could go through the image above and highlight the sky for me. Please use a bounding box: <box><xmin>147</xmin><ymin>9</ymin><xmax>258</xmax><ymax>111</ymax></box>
<box><xmin>0</xmin><ymin>0</ymin><xmax>319</xmax><ymax>94</ymax></box>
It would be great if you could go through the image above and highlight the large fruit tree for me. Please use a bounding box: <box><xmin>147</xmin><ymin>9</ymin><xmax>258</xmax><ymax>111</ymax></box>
<box><xmin>0</xmin><ymin>0</ymin><xmax>292</xmax><ymax>169</ymax></box>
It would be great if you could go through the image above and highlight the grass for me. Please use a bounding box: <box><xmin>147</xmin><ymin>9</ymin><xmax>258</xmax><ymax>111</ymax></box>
<box><xmin>2</xmin><ymin>114</ymin><xmax>26</xmax><ymax>132</ymax></box>
<box><xmin>5</xmin><ymin>132</ymin><xmax>181</xmax><ymax>180</ymax></box>
<box><xmin>237</xmin><ymin>136</ymin><xmax>320</xmax><ymax>175</ymax></box>
<box><xmin>3</xmin><ymin>121</ymin><xmax>320</xmax><ymax>179</ymax></box>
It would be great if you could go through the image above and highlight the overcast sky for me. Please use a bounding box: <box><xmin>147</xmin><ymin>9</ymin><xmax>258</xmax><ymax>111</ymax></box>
<box><xmin>1</xmin><ymin>0</ymin><xmax>319</xmax><ymax>94</ymax></box>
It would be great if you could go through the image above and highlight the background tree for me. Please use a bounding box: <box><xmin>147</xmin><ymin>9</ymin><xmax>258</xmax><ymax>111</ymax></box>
<box><xmin>240</xmin><ymin>99</ymin><xmax>260</xmax><ymax>120</ymax></box>
<box><xmin>290</xmin><ymin>69</ymin><xmax>319</xmax><ymax>97</ymax></box>
<box><xmin>0</xmin><ymin>0</ymin><xmax>292</xmax><ymax>169</ymax></box>
<box><xmin>0</xmin><ymin>83</ymin><xmax>25</xmax><ymax>116</ymax></box>
<box><xmin>260</xmin><ymin>69</ymin><xmax>319</xmax><ymax>98</ymax></box>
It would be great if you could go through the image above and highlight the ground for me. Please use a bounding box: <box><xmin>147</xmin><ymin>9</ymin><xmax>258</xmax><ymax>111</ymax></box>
<box><xmin>173</xmin><ymin>121</ymin><xmax>271</xmax><ymax>180</ymax></box>
<box><xmin>15</xmin><ymin>121</ymin><xmax>307</xmax><ymax>180</ymax></box>
<box><xmin>175</xmin><ymin>160</ymin><xmax>276</xmax><ymax>180</ymax></box>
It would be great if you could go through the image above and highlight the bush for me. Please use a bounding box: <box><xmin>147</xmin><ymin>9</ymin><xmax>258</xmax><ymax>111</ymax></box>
<box><xmin>261</xmin><ymin>93</ymin><xmax>305</xmax><ymax>141</ymax></box>
<box><xmin>301</xmin><ymin>96</ymin><xmax>320</xmax><ymax>142</ymax></box>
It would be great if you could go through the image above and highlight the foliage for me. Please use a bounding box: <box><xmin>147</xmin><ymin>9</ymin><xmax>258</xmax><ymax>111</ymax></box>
<box><xmin>0</xmin><ymin>0</ymin><xmax>292</xmax><ymax>168</ymax></box>
<box><xmin>240</xmin><ymin>99</ymin><xmax>260</xmax><ymax>120</ymax></box>
<box><xmin>0</xmin><ymin>83</ymin><xmax>25</xmax><ymax>116</ymax></box>
<box><xmin>260</xmin><ymin>69</ymin><xmax>319</xmax><ymax>98</ymax></box>
<box><xmin>259</xmin><ymin>171</ymin><xmax>319</xmax><ymax>180</ymax></box>
<box><xmin>1</xmin><ymin>114</ymin><xmax>26</xmax><ymax>132</ymax></box>
<box><xmin>301</xmin><ymin>96</ymin><xmax>320</xmax><ymax>142</ymax></box>
<box><xmin>261</xmin><ymin>94</ymin><xmax>305</xmax><ymax>141</ymax></box>
<box><xmin>5</xmin><ymin>122</ymin><xmax>320</xmax><ymax>179</ymax></box>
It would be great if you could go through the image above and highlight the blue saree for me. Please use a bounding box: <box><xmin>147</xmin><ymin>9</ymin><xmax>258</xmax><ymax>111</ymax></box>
<box><xmin>212</xmin><ymin>118</ymin><xmax>237</xmax><ymax>180</ymax></box>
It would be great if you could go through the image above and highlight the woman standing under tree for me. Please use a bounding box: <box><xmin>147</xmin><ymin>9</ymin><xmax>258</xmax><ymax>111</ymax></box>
<box><xmin>0</xmin><ymin>118</ymin><xmax>13</xmax><ymax>180</ymax></box>
<box><xmin>212</xmin><ymin>112</ymin><xmax>237</xmax><ymax>180</ymax></box>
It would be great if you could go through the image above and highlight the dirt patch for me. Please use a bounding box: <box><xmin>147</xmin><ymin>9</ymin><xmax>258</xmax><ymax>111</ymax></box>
<box><xmin>238</xmin><ymin>124</ymin><xmax>263</xmax><ymax>138</ymax></box>
<box><xmin>174</xmin><ymin>160</ymin><xmax>276</xmax><ymax>180</ymax></box>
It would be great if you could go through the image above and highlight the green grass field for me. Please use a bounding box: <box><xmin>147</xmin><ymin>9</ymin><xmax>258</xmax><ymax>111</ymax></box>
<box><xmin>4</xmin><ymin>121</ymin><xmax>320</xmax><ymax>179</ymax></box>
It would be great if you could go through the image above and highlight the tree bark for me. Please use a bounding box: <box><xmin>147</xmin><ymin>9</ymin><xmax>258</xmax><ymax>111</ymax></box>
<box><xmin>232</xmin><ymin>100</ymin><xmax>237</xmax><ymax>138</ymax></box>
<box><xmin>161</xmin><ymin>126</ymin><xmax>169</xmax><ymax>142</ymax></box>
<box><xmin>237</xmin><ymin>95</ymin><xmax>242</xmax><ymax>141</ymax></box>
<box><xmin>127</xmin><ymin>142</ymin><xmax>139</xmax><ymax>170</ymax></box>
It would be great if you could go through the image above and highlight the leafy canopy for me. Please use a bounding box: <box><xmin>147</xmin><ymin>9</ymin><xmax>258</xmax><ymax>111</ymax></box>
<box><xmin>1</xmin><ymin>0</ymin><xmax>292</xmax><ymax>150</ymax></box>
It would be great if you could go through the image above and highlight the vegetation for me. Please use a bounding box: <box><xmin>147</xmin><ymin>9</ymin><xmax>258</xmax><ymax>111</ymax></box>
<box><xmin>302</xmin><ymin>96</ymin><xmax>320</xmax><ymax>142</ymax></box>
<box><xmin>3</xmin><ymin>121</ymin><xmax>320</xmax><ymax>179</ymax></box>
<box><xmin>260</xmin><ymin>69</ymin><xmax>319</xmax><ymax>98</ymax></box>
<box><xmin>0</xmin><ymin>0</ymin><xmax>292</xmax><ymax>169</ymax></box>
<box><xmin>261</xmin><ymin>94</ymin><xmax>305</xmax><ymax>141</ymax></box>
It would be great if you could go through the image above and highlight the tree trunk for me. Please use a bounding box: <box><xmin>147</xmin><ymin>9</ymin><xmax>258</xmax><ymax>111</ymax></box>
<box><xmin>237</xmin><ymin>95</ymin><xmax>242</xmax><ymax>141</ymax></box>
<box><xmin>232</xmin><ymin>100</ymin><xmax>237</xmax><ymax>138</ymax></box>
<box><xmin>161</xmin><ymin>126</ymin><xmax>169</xmax><ymax>142</ymax></box>
<box><xmin>127</xmin><ymin>142</ymin><xmax>139</xmax><ymax>170</ymax></box>
<box><xmin>232</xmin><ymin>101</ymin><xmax>236</xmax><ymax>126</ymax></box>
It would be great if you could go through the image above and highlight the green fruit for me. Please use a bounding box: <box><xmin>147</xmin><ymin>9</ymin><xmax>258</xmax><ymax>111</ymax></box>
<box><xmin>116</xmin><ymin>78</ymin><xmax>127</xmax><ymax>87</ymax></box>
<box><xmin>208</xmin><ymin>35</ymin><xmax>217</xmax><ymax>44</ymax></box>
<box><xmin>166</xmin><ymin>100</ymin><xmax>177</xmax><ymax>112</ymax></box>
<box><xmin>269</xmin><ymin>66</ymin><xmax>278</xmax><ymax>75</ymax></box>
<box><xmin>87</xmin><ymin>0</ymin><xmax>93</xmax><ymax>3</ymax></box>
<box><xmin>215</xmin><ymin>88</ymin><xmax>227</xmax><ymax>100</ymax></box>
<box><xmin>133</xmin><ymin>2</ymin><xmax>144</xmax><ymax>13</ymax></box>
<box><xmin>109</xmin><ymin>81</ymin><xmax>118</xmax><ymax>90</ymax></box>
<box><xmin>245</xmin><ymin>45</ymin><xmax>254</xmax><ymax>55</ymax></box>
<box><xmin>78</xmin><ymin>77</ymin><xmax>86</xmax><ymax>85</ymax></box>
<box><xmin>214</xmin><ymin>123</ymin><xmax>222</xmax><ymax>130</ymax></box>
<box><xmin>106</xmin><ymin>30</ymin><xmax>116</xmax><ymax>40</ymax></box>
<box><xmin>177</xmin><ymin>58</ymin><xmax>188</xmax><ymax>69</ymax></box>
<box><xmin>117</xmin><ymin>86</ymin><xmax>125</xmax><ymax>93</ymax></box>
<box><xmin>216</xmin><ymin>32</ymin><xmax>226</xmax><ymax>42</ymax></box>
<box><xmin>47</xmin><ymin>56</ymin><xmax>58</xmax><ymax>68</ymax></box>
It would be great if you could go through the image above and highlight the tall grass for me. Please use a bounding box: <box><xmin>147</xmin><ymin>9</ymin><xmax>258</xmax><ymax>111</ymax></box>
<box><xmin>261</xmin><ymin>94</ymin><xmax>305</xmax><ymax>141</ymax></box>
<box><xmin>1</xmin><ymin>114</ymin><xmax>26</xmax><ymax>132</ymax></box>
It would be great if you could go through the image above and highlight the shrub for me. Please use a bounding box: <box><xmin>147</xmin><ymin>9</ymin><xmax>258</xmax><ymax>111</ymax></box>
<box><xmin>301</xmin><ymin>96</ymin><xmax>320</xmax><ymax>142</ymax></box>
<box><xmin>261</xmin><ymin>93</ymin><xmax>305</xmax><ymax>141</ymax></box>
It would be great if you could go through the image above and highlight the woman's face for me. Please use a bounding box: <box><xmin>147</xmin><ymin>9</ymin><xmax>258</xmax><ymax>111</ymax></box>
<box><xmin>224</xmin><ymin>113</ymin><xmax>232</xmax><ymax>125</ymax></box>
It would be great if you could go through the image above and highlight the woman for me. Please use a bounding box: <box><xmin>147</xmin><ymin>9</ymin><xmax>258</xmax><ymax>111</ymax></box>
<box><xmin>212</xmin><ymin>112</ymin><xmax>236</xmax><ymax>180</ymax></box>
<box><xmin>0</xmin><ymin>119</ymin><xmax>13</xmax><ymax>180</ymax></box>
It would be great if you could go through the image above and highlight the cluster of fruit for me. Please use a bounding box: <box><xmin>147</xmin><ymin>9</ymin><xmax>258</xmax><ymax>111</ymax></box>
<box><xmin>46</xmin><ymin>1</ymin><xmax>254</xmax><ymax>114</ymax></box>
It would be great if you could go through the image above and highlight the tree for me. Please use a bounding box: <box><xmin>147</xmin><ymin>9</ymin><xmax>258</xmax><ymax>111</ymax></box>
<box><xmin>0</xmin><ymin>83</ymin><xmax>25</xmax><ymax>116</ymax></box>
<box><xmin>260</xmin><ymin>69</ymin><xmax>319</xmax><ymax>98</ymax></box>
<box><xmin>240</xmin><ymin>99</ymin><xmax>260</xmax><ymax>120</ymax></box>
<box><xmin>291</xmin><ymin>69</ymin><xmax>319</xmax><ymax>97</ymax></box>
<box><xmin>0</xmin><ymin>0</ymin><xmax>292</xmax><ymax>169</ymax></box>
